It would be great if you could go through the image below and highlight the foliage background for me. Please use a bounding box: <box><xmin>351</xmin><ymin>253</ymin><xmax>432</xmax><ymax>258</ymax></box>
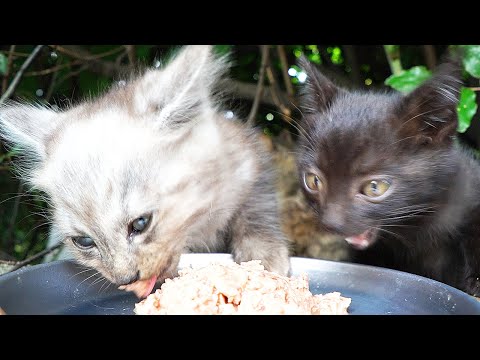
<box><xmin>1</xmin><ymin>45</ymin><xmax>479</xmax><ymax>267</ymax></box>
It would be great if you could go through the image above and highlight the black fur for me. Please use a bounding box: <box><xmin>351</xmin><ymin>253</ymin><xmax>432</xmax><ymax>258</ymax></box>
<box><xmin>296</xmin><ymin>56</ymin><xmax>480</xmax><ymax>296</ymax></box>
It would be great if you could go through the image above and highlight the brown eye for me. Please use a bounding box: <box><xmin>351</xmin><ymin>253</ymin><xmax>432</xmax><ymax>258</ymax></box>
<box><xmin>304</xmin><ymin>173</ymin><xmax>323</xmax><ymax>192</ymax></box>
<box><xmin>361</xmin><ymin>180</ymin><xmax>390</xmax><ymax>198</ymax></box>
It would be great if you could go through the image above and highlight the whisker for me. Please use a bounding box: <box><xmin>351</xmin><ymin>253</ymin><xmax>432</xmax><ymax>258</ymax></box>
<box><xmin>371</xmin><ymin>226</ymin><xmax>403</xmax><ymax>240</ymax></box>
<box><xmin>90</xmin><ymin>274</ymin><xmax>107</xmax><ymax>287</ymax></box>
<box><xmin>76</xmin><ymin>271</ymin><xmax>101</xmax><ymax>288</ymax></box>
<box><xmin>69</xmin><ymin>267</ymin><xmax>96</xmax><ymax>280</ymax></box>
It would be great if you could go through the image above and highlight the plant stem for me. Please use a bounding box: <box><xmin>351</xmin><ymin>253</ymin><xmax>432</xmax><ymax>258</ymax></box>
<box><xmin>383</xmin><ymin>45</ymin><xmax>403</xmax><ymax>75</ymax></box>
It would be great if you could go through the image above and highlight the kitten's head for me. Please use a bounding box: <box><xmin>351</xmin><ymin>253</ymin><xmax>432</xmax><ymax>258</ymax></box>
<box><xmin>296</xmin><ymin>56</ymin><xmax>463</xmax><ymax>249</ymax></box>
<box><xmin>0</xmin><ymin>45</ymin><xmax>237</xmax><ymax>293</ymax></box>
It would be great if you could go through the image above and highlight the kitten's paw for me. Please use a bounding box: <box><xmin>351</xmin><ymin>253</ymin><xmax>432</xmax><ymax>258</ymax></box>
<box><xmin>233</xmin><ymin>248</ymin><xmax>291</xmax><ymax>276</ymax></box>
<box><xmin>260</xmin><ymin>254</ymin><xmax>291</xmax><ymax>277</ymax></box>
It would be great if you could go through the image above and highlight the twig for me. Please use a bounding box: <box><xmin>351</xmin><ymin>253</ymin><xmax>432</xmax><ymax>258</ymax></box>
<box><xmin>8</xmin><ymin>242</ymin><xmax>64</xmax><ymax>272</ymax></box>
<box><xmin>247</xmin><ymin>45</ymin><xmax>270</xmax><ymax>127</ymax></box>
<box><xmin>56</xmin><ymin>45</ymin><xmax>130</xmax><ymax>78</ymax></box>
<box><xmin>227</xmin><ymin>79</ymin><xmax>293</xmax><ymax>108</ymax></box>
<box><xmin>422</xmin><ymin>45</ymin><xmax>437</xmax><ymax>70</ymax></box>
<box><xmin>45</xmin><ymin>62</ymin><xmax>61</xmax><ymax>102</ymax></box>
<box><xmin>0</xmin><ymin>45</ymin><xmax>43</xmax><ymax>104</ymax></box>
<box><xmin>51</xmin><ymin>45</ymin><xmax>124</xmax><ymax>61</ymax></box>
<box><xmin>26</xmin><ymin>46</ymin><xmax>125</xmax><ymax>78</ymax></box>
<box><xmin>125</xmin><ymin>45</ymin><xmax>136</xmax><ymax>66</ymax></box>
<box><xmin>265</xmin><ymin>49</ymin><xmax>292</xmax><ymax>118</ymax></box>
<box><xmin>26</xmin><ymin>45</ymin><xmax>294</xmax><ymax>108</ymax></box>
<box><xmin>2</xmin><ymin>45</ymin><xmax>16</xmax><ymax>94</ymax></box>
<box><xmin>3</xmin><ymin>182</ymin><xmax>23</xmax><ymax>245</ymax></box>
<box><xmin>383</xmin><ymin>45</ymin><xmax>403</xmax><ymax>76</ymax></box>
<box><xmin>24</xmin><ymin>59</ymin><xmax>83</xmax><ymax>77</ymax></box>
<box><xmin>276</xmin><ymin>45</ymin><xmax>294</xmax><ymax>97</ymax></box>
<box><xmin>470</xmin><ymin>87</ymin><xmax>480</xmax><ymax>92</ymax></box>
<box><xmin>0</xmin><ymin>50</ymin><xmax>31</xmax><ymax>57</ymax></box>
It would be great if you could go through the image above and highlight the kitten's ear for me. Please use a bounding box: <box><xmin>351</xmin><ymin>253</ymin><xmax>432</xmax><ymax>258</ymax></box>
<box><xmin>394</xmin><ymin>59</ymin><xmax>463</xmax><ymax>146</ymax></box>
<box><xmin>132</xmin><ymin>45</ymin><xmax>228</xmax><ymax>129</ymax></box>
<box><xmin>298</xmin><ymin>55</ymin><xmax>339</xmax><ymax>114</ymax></box>
<box><xmin>0</xmin><ymin>103</ymin><xmax>60</xmax><ymax>162</ymax></box>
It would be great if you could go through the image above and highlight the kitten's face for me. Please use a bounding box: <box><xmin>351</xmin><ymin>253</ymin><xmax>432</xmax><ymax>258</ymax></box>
<box><xmin>0</xmin><ymin>45</ymin><xmax>247</xmax><ymax>290</ymax></box>
<box><xmin>296</xmin><ymin>57</ymin><xmax>462</xmax><ymax>249</ymax></box>
<box><xmin>42</xmin><ymin>108</ymin><xmax>219</xmax><ymax>286</ymax></box>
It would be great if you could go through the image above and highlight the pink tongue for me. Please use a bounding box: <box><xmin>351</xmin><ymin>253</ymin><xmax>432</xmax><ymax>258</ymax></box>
<box><xmin>345</xmin><ymin>230</ymin><xmax>372</xmax><ymax>250</ymax></box>
<box><xmin>119</xmin><ymin>275</ymin><xmax>158</xmax><ymax>299</ymax></box>
<box><xmin>141</xmin><ymin>275</ymin><xmax>158</xmax><ymax>298</ymax></box>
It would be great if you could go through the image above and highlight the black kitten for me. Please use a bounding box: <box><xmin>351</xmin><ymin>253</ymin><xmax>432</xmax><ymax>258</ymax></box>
<box><xmin>296</xmin><ymin>56</ymin><xmax>480</xmax><ymax>296</ymax></box>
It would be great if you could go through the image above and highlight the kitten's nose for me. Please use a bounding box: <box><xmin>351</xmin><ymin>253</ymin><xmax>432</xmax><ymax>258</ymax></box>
<box><xmin>322</xmin><ymin>222</ymin><xmax>345</xmax><ymax>234</ymax></box>
<box><xmin>322</xmin><ymin>206</ymin><xmax>346</xmax><ymax>235</ymax></box>
<box><xmin>118</xmin><ymin>270</ymin><xmax>140</xmax><ymax>286</ymax></box>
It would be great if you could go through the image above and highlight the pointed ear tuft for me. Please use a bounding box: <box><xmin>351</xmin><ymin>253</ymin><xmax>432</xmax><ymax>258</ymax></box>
<box><xmin>132</xmin><ymin>45</ymin><xmax>229</xmax><ymax>129</ymax></box>
<box><xmin>0</xmin><ymin>102</ymin><xmax>59</xmax><ymax>162</ymax></box>
<box><xmin>298</xmin><ymin>55</ymin><xmax>339</xmax><ymax>114</ymax></box>
<box><xmin>394</xmin><ymin>59</ymin><xmax>463</xmax><ymax>146</ymax></box>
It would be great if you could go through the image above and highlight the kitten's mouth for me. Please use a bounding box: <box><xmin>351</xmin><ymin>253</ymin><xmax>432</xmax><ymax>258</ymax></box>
<box><xmin>345</xmin><ymin>228</ymin><xmax>377</xmax><ymax>250</ymax></box>
<box><xmin>118</xmin><ymin>275</ymin><xmax>158</xmax><ymax>299</ymax></box>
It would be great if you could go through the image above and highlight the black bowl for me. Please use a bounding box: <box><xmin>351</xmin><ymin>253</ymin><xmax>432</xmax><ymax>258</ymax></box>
<box><xmin>1</xmin><ymin>254</ymin><xmax>479</xmax><ymax>315</ymax></box>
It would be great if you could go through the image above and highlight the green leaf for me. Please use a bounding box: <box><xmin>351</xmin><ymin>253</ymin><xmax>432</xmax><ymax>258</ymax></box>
<box><xmin>0</xmin><ymin>53</ymin><xmax>7</xmax><ymax>75</ymax></box>
<box><xmin>462</xmin><ymin>45</ymin><xmax>480</xmax><ymax>78</ymax></box>
<box><xmin>308</xmin><ymin>53</ymin><xmax>321</xmax><ymax>64</ymax></box>
<box><xmin>385</xmin><ymin>66</ymin><xmax>432</xmax><ymax>93</ymax></box>
<box><xmin>457</xmin><ymin>87</ymin><xmax>478</xmax><ymax>133</ymax></box>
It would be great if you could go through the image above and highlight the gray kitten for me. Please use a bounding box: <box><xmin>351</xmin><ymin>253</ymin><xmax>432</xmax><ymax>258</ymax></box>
<box><xmin>0</xmin><ymin>45</ymin><xmax>290</xmax><ymax>297</ymax></box>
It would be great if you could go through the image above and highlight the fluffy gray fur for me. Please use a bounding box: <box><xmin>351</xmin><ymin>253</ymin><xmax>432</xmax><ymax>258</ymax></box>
<box><xmin>0</xmin><ymin>45</ymin><xmax>290</xmax><ymax>288</ymax></box>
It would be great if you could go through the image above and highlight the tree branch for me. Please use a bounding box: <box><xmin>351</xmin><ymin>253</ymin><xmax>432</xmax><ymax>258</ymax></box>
<box><xmin>14</xmin><ymin>45</ymin><xmax>295</xmax><ymax>112</ymax></box>
<box><xmin>52</xmin><ymin>45</ymin><xmax>129</xmax><ymax>78</ymax></box>
<box><xmin>25</xmin><ymin>59</ymin><xmax>83</xmax><ymax>77</ymax></box>
<box><xmin>8</xmin><ymin>242</ymin><xmax>64</xmax><ymax>272</ymax></box>
<box><xmin>276</xmin><ymin>45</ymin><xmax>295</xmax><ymax>97</ymax></box>
<box><xmin>0</xmin><ymin>45</ymin><xmax>43</xmax><ymax>104</ymax></box>
<box><xmin>45</xmin><ymin>63</ymin><xmax>61</xmax><ymax>102</ymax></box>
<box><xmin>265</xmin><ymin>49</ymin><xmax>292</xmax><ymax>118</ymax></box>
<box><xmin>247</xmin><ymin>45</ymin><xmax>270</xmax><ymax>127</ymax></box>
<box><xmin>52</xmin><ymin>45</ymin><xmax>124</xmax><ymax>61</ymax></box>
<box><xmin>225</xmin><ymin>79</ymin><xmax>293</xmax><ymax>107</ymax></box>
<box><xmin>2</xmin><ymin>45</ymin><xmax>16</xmax><ymax>94</ymax></box>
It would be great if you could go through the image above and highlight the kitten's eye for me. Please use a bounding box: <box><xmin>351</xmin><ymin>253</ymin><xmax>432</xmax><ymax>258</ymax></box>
<box><xmin>72</xmin><ymin>236</ymin><xmax>96</xmax><ymax>250</ymax></box>
<box><xmin>361</xmin><ymin>180</ymin><xmax>391</xmax><ymax>198</ymax></box>
<box><xmin>304</xmin><ymin>173</ymin><xmax>323</xmax><ymax>192</ymax></box>
<box><xmin>130</xmin><ymin>214</ymin><xmax>151</xmax><ymax>235</ymax></box>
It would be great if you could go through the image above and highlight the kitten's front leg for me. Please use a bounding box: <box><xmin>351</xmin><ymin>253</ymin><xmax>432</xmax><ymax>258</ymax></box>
<box><xmin>228</xmin><ymin>188</ymin><xmax>291</xmax><ymax>276</ymax></box>
<box><xmin>231</xmin><ymin>232</ymin><xmax>291</xmax><ymax>276</ymax></box>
